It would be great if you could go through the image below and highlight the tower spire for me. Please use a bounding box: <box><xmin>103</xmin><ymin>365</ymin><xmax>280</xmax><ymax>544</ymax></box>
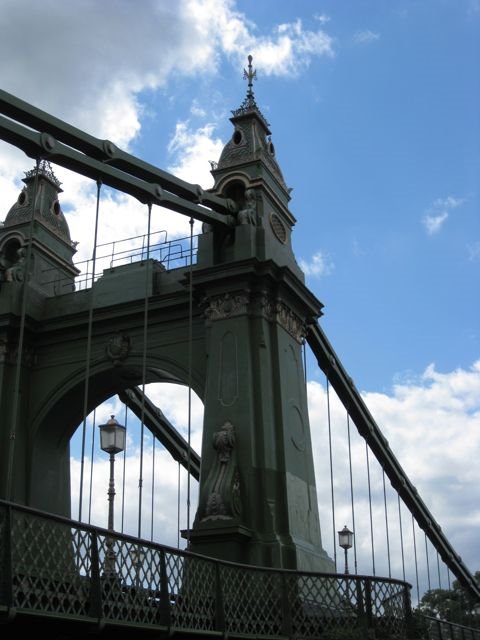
<box><xmin>243</xmin><ymin>54</ymin><xmax>257</xmax><ymax>106</ymax></box>
<box><xmin>232</xmin><ymin>54</ymin><xmax>270</xmax><ymax>131</ymax></box>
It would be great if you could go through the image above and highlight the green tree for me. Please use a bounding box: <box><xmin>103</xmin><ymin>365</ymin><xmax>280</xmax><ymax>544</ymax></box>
<box><xmin>417</xmin><ymin>571</ymin><xmax>480</xmax><ymax>628</ymax></box>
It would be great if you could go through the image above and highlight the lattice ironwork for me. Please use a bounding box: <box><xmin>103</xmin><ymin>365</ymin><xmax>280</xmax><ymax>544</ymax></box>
<box><xmin>0</xmin><ymin>500</ymin><xmax>418</xmax><ymax>638</ymax></box>
<box><xmin>221</xmin><ymin>564</ymin><xmax>284</xmax><ymax>636</ymax></box>
<box><xmin>424</xmin><ymin>616</ymin><xmax>480</xmax><ymax>640</ymax></box>
<box><xmin>170</xmin><ymin>554</ymin><xmax>217</xmax><ymax>632</ymax></box>
<box><xmin>10</xmin><ymin>511</ymin><xmax>90</xmax><ymax>618</ymax></box>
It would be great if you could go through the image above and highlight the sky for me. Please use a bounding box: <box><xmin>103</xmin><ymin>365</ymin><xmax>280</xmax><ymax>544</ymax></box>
<box><xmin>0</xmin><ymin>0</ymin><xmax>479</xmax><ymax>601</ymax></box>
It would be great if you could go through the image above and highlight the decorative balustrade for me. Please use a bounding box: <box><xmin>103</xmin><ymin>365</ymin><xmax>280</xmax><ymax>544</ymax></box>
<box><xmin>0</xmin><ymin>500</ymin><xmax>413</xmax><ymax>638</ymax></box>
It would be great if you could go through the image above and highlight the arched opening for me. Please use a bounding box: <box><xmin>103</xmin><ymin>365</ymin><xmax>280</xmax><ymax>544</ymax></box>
<box><xmin>69</xmin><ymin>382</ymin><xmax>204</xmax><ymax>550</ymax></box>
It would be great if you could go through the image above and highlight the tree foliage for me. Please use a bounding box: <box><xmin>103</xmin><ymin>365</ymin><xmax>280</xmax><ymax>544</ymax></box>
<box><xmin>417</xmin><ymin>571</ymin><xmax>480</xmax><ymax>628</ymax></box>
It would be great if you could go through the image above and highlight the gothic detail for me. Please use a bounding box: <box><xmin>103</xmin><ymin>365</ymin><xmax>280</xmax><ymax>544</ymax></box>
<box><xmin>202</xmin><ymin>421</ymin><xmax>241</xmax><ymax>520</ymax></box>
<box><xmin>4</xmin><ymin>160</ymin><xmax>73</xmax><ymax>246</ymax></box>
<box><xmin>4</xmin><ymin>247</ymin><xmax>27</xmax><ymax>283</ymax></box>
<box><xmin>213</xmin><ymin>55</ymin><xmax>288</xmax><ymax>191</ymax></box>
<box><xmin>276</xmin><ymin>302</ymin><xmax>306</xmax><ymax>343</ymax></box>
<box><xmin>257</xmin><ymin>293</ymin><xmax>276</xmax><ymax>322</ymax></box>
<box><xmin>105</xmin><ymin>333</ymin><xmax>131</xmax><ymax>366</ymax></box>
<box><xmin>202</xmin><ymin>292</ymin><xmax>249</xmax><ymax>320</ymax></box>
<box><xmin>270</xmin><ymin>212</ymin><xmax>287</xmax><ymax>243</ymax></box>
<box><xmin>238</xmin><ymin>188</ymin><xmax>257</xmax><ymax>226</ymax></box>
<box><xmin>0</xmin><ymin>340</ymin><xmax>37</xmax><ymax>366</ymax></box>
<box><xmin>255</xmin><ymin>294</ymin><xmax>306</xmax><ymax>343</ymax></box>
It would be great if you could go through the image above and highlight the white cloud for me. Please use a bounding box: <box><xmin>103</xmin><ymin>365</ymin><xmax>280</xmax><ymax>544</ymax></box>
<box><xmin>422</xmin><ymin>210</ymin><xmax>449</xmax><ymax>235</ymax></box>
<box><xmin>467</xmin><ymin>241</ymin><xmax>480</xmax><ymax>261</ymax></box>
<box><xmin>314</xmin><ymin>14</ymin><xmax>331</xmax><ymax>25</ymax></box>
<box><xmin>308</xmin><ymin>360</ymin><xmax>480</xmax><ymax>583</ymax></box>
<box><xmin>252</xmin><ymin>19</ymin><xmax>334</xmax><ymax>76</ymax></box>
<box><xmin>70</xmin><ymin>360</ymin><xmax>480</xmax><ymax>589</ymax></box>
<box><xmin>433</xmin><ymin>196</ymin><xmax>465</xmax><ymax>209</ymax></box>
<box><xmin>299</xmin><ymin>250</ymin><xmax>334</xmax><ymax>277</ymax></box>
<box><xmin>421</xmin><ymin>195</ymin><xmax>466</xmax><ymax>235</ymax></box>
<box><xmin>353</xmin><ymin>30</ymin><xmax>380</xmax><ymax>44</ymax></box>
<box><xmin>0</xmin><ymin>0</ymin><xmax>336</xmax><ymax>258</ymax></box>
<box><xmin>167</xmin><ymin>120</ymin><xmax>224</xmax><ymax>188</ymax></box>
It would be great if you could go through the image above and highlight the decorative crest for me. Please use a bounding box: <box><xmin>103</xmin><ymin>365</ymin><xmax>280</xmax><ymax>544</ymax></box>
<box><xmin>24</xmin><ymin>159</ymin><xmax>62</xmax><ymax>189</ymax></box>
<box><xmin>231</xmin><ymin>54</ymin><xmax>270</xmax><ymax>130</ymax></box>
<box><xmin>243</xmin><ymin>54</ymin><xmax>257</xmax><ymax>103</ymax></box>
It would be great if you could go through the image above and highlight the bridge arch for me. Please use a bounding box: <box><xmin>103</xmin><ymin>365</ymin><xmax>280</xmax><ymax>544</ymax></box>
<box><xmin>27</xmin><ymin>347</ymin><xmax>207</xmax><ymax>515</ymax></box>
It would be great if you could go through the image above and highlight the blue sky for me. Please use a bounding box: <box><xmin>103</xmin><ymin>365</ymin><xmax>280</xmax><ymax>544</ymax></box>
<box><xmin>0</xmin><ymin>0</ymin><xmax>479</xmax><ymax>596</ymax></box>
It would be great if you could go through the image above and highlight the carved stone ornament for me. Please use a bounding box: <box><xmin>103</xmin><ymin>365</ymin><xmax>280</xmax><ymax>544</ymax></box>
<box><xmin>255</xmin><ymin>294</ymin><xmax>306</xmax><ymax>343</ymax></box>
<box><xmin>202</xmin><ymin>292</ymin><xmax>249</xmax><ymax>321</ymax></box>
<box><xmin>269</xmin><ymin>212</ymin><xmax>287</xmax><ymax>243</ymax></box>
<box><xmin>105</xmin><ymin>333</ymin><xmax>131</xmax><ymax>366</ymax></box>
<box><xmin>276</xmin><ymin>302</ymin><xmax>305</xmax><ymax>343</ymax></box>
<box><xmin>0</xmin><ymin>341</ymin><xmax>37</xmax><ymax>366</ymax></box>
<box><xmin>201</xmin><ymin>420</ymin><xmax>242</xmax><ymax>521</ymax></box>
<box><xmin>257</xmin><ymin>293</ymin><xmax>276</xmax><ymax>322</ymax></box>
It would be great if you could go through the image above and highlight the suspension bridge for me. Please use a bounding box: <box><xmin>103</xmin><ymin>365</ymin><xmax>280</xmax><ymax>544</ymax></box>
<box><xmin>0</xmin><ymin>58</ymin><xmax>478</xmax><ymax>639</ymax></box>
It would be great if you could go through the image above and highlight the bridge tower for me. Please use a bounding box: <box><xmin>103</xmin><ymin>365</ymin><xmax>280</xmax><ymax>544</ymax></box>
<box><xmin>0</xmin><ymin>58</ymin><xmax>334</xmax><ymax>574</ymax></box>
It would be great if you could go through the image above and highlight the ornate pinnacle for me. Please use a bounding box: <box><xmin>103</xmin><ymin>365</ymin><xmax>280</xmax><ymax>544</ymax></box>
<box><xmin>243</xmin><ymin>54</ymin><xmax>257</xmax><ymax>103</ymax></box>
<box><xmin>231</xmin><ymin>54</ymin><xmax>270</xmax><ymax>130</ymax></box>
<box><xmin>24</xmin><ymin>159</ymin><xmax>62</xmax><ymax>188</ymax></box>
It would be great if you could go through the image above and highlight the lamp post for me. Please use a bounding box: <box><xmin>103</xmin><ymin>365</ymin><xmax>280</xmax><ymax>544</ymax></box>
<box><xmin>99</xmin><ymin>415</ymin><xmax>126</xmax><ymax>576</ymax></box>
<box><xmin>338</xmin><ymin>525</ymin><xmax>354</xmax><ymax>575</ymax></box>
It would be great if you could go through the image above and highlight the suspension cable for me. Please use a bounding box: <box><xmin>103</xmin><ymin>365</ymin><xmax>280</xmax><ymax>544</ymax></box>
<box><xmin>302</xmin><ymin>338</ymin><xmax>307</xmax><ymax>384</ymax></box>
<box><xmin>397</xmin><ymin>493</ymin><xmax>406</xmax><ymax>582</ymax></box>
<box><xmin>138</xmin><ymin>202</ymin><xmax>152</xmax><ymax>538</ymax></box>
<box><xmin>87</xmin><ymin>408</ymin><xmax>96</xmax><ymax>524</ymax></box>
<box><xmin>382</xmin><ymin>468</ymin><xmax>392</xmax><ymax>577</ymax></box>
<box><xmin>326</xmin><ymin>377</ymin><xmax>337</xmax><ymax>570</ymax></box>
<box><xmin>436</xmin><ymin>551</ymin><xmax>442</xmax><ymax>590</ymax></box>
<box><xmin>412</xmin><ymin>515</ymin><xmax>420</xmax><ymax>605</ymax></box>
<box><xmin>186</xmin><ymin>217</ymin><xmax>194</xmax><ymax>545</ymax></box>
<box><xmin>121</xmin><ymin>402</ymin><xmax>128</xmax><ymax>533</ymax></box>
<box><xmin>365</xmin><ymin>442</ymin><xmax>376</xmax><ymax>576</ymax></box>
<box><xmin>177</xmin><ymin>461</ymin><xmax>181</xmax><ymax>549</ymax></box>
<box><xmin>151</xmin><ymin>432</ymin><xmax>155</xmax><ymax>541</ymax></box>
<box><xmin>78</xmin><ymin>178</ymin><xmax>102</xmax><ymax>521</ymax></box>
<box><xmin>6</xmin><ymin>158</ymin><xmax>41</xmax><ymax>501</ymax></box>
<box><xmin>425</xmin><ymin>533</ymin><xmax>432</xmax><ymax>592</ymax></box>
<box><xmin>346</xmin><ymin>411</ymin><xmax>357</xmax><ymax>574</ymax></box>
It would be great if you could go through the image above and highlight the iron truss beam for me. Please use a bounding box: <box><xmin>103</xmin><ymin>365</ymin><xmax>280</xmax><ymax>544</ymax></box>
<box><xmin>0</xmin><ymin>89</ymin><xmax>236</xmax><ymax>228</ymax></box>
<box><xmin>307</xmin><ymin>321</ymin><xmax>480</xmax><ymax>602</ymax></box>
<box><xmin>118</xmin><ymin>386</ymin><xmax>200</xmax><ymax>481</ymax></box>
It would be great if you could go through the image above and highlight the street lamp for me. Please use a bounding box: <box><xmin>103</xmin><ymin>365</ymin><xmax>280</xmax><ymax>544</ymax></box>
<box><xmin>99</xmin><ymin>415</ymin><xmax>126</xmax><ymax>576</ymax></box>
<box><xmin>338</xmin><ymin>525</ymin><xmax>354</xmax><ymax>575</ymax></box>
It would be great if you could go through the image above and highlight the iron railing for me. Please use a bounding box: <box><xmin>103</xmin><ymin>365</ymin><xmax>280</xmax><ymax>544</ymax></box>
<box><xmin>41</xmin><ymin>230</ymin><xmax>200</xmax><ymax>294</ymax></box>
<box><xmin>422</xmin><ymin>615</ymin><xmax>480</xmax><ymax>640</ymax></box>
<box><xmin>0</xmin><ymin>500</ymin><xmax>413</xmax><ymax>638</ymax></box>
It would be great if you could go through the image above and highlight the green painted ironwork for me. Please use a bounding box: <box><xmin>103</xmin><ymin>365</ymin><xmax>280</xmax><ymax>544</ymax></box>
<box><xmin>0</xmin><ymin>65</ymin><xmax>334</xmax><ymax>575</ymax></box>
<box><xmin>0</xmin><ymin>499</ymin><xmax>413</xmax><ymax>638</ymax></box>
<box><xmin>0</xmin><ymin>56</ymin><xmax>479</xmax><ymax>629</ymax></box>
<box><xmin>422</xmin><ymin>615</ymin><xmax>480</xmax><ymax>640</ymax></box>
<box><xmin>307</xmin><ymin>322</ymin><xmax>480</xmax><ymax>602</ymax></box>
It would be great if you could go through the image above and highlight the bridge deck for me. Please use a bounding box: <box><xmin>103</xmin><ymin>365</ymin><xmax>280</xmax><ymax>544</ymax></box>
<box><xmin>1</xmin><ymin>500</ymin><xmax>412</xmax><ymax>639</ymax></box>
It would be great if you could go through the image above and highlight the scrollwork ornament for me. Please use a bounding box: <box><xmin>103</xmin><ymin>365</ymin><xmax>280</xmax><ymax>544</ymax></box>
<box><xmin>276</xmin><ymin>302</ymin><xmax>305</xmax><ymax>343</ymax></box>
<box><xmin>105</xmin><ymin>333</ymin><xmax>131</xmax><ymax>366</ymax></box>
<box><xmin>257</xmin><ymin>293</ymin><xmax>276</xmax><ymax>322</ymax></box>
<box><xmin>202</xmin><ymin>292</ymin><xmax>249</xmax><ymax>321</ymax></box>
<box><xmin>202</xmin><ymin>421</ymin><xmax>242</xmax><ymax>520</ymax></box>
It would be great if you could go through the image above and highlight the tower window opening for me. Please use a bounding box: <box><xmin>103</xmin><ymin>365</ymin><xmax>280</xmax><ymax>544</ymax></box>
<box><xmin>232</xmin><ymin>129</ymin><xmax>243</xmax><ymax>145</ymax></box>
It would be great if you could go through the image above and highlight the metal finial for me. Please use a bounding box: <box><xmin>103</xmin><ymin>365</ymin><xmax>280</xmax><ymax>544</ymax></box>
<box><xmin>243</xmin><ymin>54</ymin><xmax>257</xmax><ymax>101</ymax></box>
